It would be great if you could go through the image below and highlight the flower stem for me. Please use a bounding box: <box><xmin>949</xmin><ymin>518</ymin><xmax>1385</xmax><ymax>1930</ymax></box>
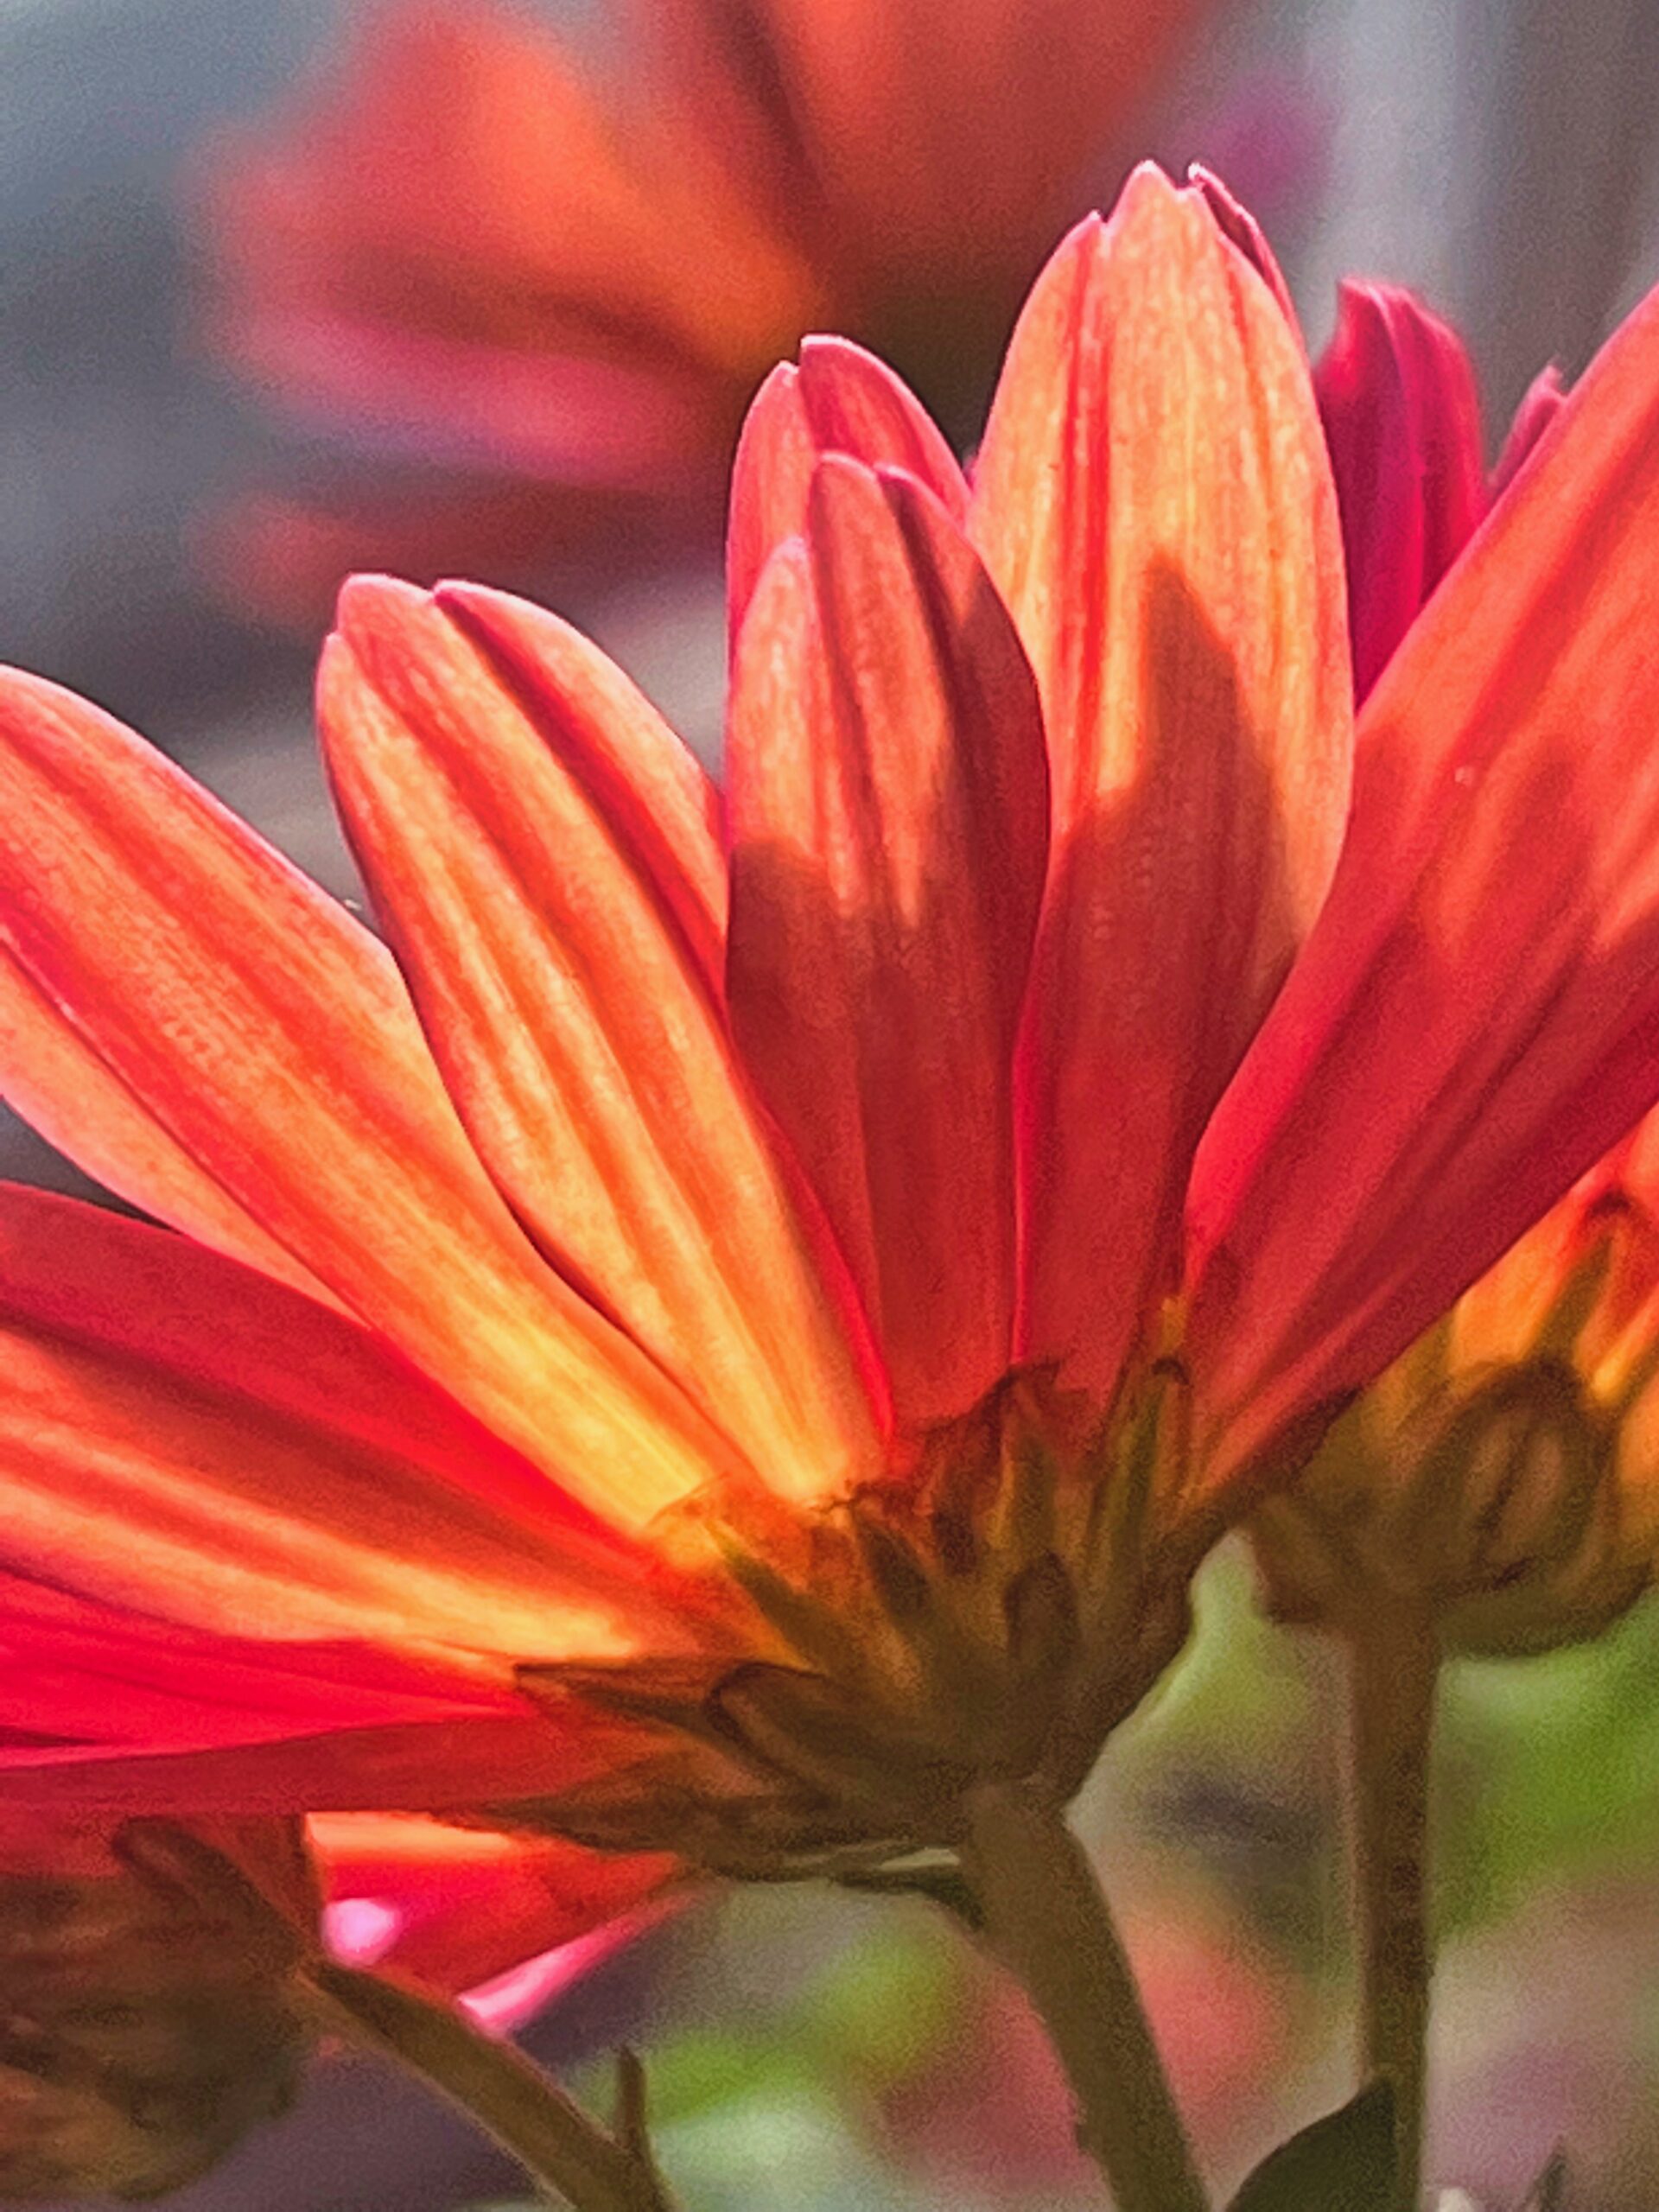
<box><xmin>961</xmin><ymin>1780</ymin><xmax>1209</xmax><ymax>2212</ymax></box>
<box><xmin>302</xmin><ymin>1960</ymin><xmax>673</xmax><ymax>2212</ymax></box>
<box><xmin>1347</xmin><ymin>1611</ymin><xmax>1440</xmax><ymax>2212</ymax></box>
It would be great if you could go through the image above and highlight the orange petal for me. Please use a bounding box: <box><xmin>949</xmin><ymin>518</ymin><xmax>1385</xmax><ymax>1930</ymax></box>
<box><xmin>0</xmin><ymin>1186</ymin><xmax>652</xmax><ymax>1657</ymax></box>
<box><xmin>0</xmin><ymin>666</ymin><xmax>737</xmax><ymax>1529</ymax></box>
<box><xmin>727</xmin><ymin>460</ymin><xmax>1048</xmax><ymax>1424</ymax></box>
<box><xmin>1185</xmin><ymin>273</ymin><xmax>1659</xmax><ymax>1479</ymax></box>
<box><xmin>321</xmin><ymin>576</ymin><xmax>882</xmax><ymax>1503</ymax></box>
<box><xmin>436</xmin><ymin>576</ymin><xmax>728</xmax><ymax>991</ymax></box>
<box><xmin>728</xmin><ymin>339</ymin><xmax>967</xmax><ymax>637</ymax></box>
<box><xmin>969</xmin><ymin>169</ymin><xmax>1353</xmax><ymax>1394</ymax></box>
<box><xmin>0</xmin><ymin>942</ymin><xmax>333</xmax><ymax>1304</ymax></box>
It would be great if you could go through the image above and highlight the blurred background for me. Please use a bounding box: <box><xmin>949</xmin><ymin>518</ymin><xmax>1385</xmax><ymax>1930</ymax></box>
<box><xmin>6</xmin><ymin>0</ymin><xmax>1659</xmax><ymax>2204</ymax></box>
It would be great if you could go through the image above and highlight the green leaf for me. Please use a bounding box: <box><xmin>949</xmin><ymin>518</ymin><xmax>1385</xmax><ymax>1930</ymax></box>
<box><xmin>1227</xmin><ymin>2082</ymin><xmax>1396</xmax><ymax>2212</ymax></box>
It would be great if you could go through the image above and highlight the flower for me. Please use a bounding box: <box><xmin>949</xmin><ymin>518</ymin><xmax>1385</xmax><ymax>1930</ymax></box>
<box><xmin>3</xmin><ymin>168</ymin><xmax>1659</xmax><ymax>1893</ymax></box>
<box><xmin>1253</xmin><ymin>284</ymin><xmax>1658</xmax><ymax>1656</ymax></box>
<box><xmin>194</xmin><ymin>0</ymin><xmax>1217</xmax><ymax>620</ymax></box>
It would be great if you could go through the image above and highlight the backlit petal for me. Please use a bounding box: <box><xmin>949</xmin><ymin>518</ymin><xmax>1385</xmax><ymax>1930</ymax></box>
<box><xmin>0</xmin><ymin>944</ymin><xmax>332</xmax><ymax>1303</ymax></box>
<box><xmin>322</xmin><ymin>577</ymin><xmax>882</xmax><ymax>1502</ymax></box>
<box><xmin>1187</xmin><ymin>276</ymin><xmax>1659</xmax><ymax>1480</ymax></box>
<box><xmin>0</xmin><ymin>1570</ymin><xmax>517</xmax><ymax>1748</ymax></box>
<box><xmin>970</xmin><ymin>169</ymin><xmax>1352</xmax><ymax>1394</ymax></box>
<box><xmin>728</xmin><ymin>460</ymin><xmax>1048</xmax><ymax>1424</ymax></box>
<box><xmin>0</xmin><ymin>669</ymin><xmax>737</xmax><ymax>1528</ymax></box>
<box><xmin>727</xmin><ymin>338</ymin><xmax>967</xmax><ymax>637</ymax></box>
<box><xmin>0</xmin><ymin>1186</ymin><xmax>654</xmax><ymax>1656</ymax></box>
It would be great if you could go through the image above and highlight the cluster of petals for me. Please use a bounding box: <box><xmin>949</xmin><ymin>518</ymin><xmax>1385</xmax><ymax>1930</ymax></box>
<box><xmin>1300</xmin><ymin>273</ymin><xmax>1659</xmax><ymax>1624</ymax></box>
<box><xmin>194</xmin><ymin>0</ymin><xmax>1213</xmax><ymax>617</ymax></box>
<box><xmin>3</xmin><ymin>166</ymin><xmax>1659</xmax><ymax>1978</ymax></box>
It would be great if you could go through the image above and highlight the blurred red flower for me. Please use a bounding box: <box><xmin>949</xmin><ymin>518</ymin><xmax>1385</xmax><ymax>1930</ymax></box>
<box><xmin>194</xmin><ymin>0</ymin><xmax>1218</xmax><ymax>620</ymax></box>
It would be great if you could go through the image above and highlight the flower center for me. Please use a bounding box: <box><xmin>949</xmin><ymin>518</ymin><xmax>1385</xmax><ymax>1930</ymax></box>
<box><xmin>513</xmin><ymin>1365</ymin><xmax>1201</xmax><ymax>1881</ymax></box>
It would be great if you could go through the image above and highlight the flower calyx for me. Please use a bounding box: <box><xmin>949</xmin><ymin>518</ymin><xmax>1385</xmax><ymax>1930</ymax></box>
<box><xmin>513</xmin><ymin>1365</ymin><xmax>1200</xmax><ymax>1883</ymax></box>
<box><xmin>1253</xmin><ymin>1345</ymin><xmax>1645</xmax><ymax>1658</ymax></box>
<box><xmin>0</xmin><ymin>1820</ymin><xmax>314</xmax><ymax>2200</ymax></box>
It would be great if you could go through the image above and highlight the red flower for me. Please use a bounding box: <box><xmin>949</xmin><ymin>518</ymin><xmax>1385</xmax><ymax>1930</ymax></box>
<box><xmin>2</xmin><ymin>170</ymin><xmax>1659</xmax><ymax>1920</ymax></box>
<box><xmin>194</xmin><ymin>0</ymin><xmax>1218</xmax><ymax>620</ymax></box>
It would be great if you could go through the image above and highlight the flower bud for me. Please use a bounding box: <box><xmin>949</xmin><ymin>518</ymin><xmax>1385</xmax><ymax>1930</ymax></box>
<box><xmin>1254</xmin><ymin>1133</ymin><xmax>1659</xmax><ymax>1656</ymax></box>
<box><xmin>0</xmin><ymin>1819</ymin><xmax>313</xmax><ymax>2199</ymax></box>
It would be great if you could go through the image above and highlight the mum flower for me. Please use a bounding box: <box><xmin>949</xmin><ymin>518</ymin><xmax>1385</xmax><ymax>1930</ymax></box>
<box><xmin>194</xmin><ymin>0</ymin><xmax>1217</xmax><ymax>618</ymax></box>
<box><xmin>3</xmin><ymin>169</ymin><xmax>1659</xmax><ymax>1923</ymax></box>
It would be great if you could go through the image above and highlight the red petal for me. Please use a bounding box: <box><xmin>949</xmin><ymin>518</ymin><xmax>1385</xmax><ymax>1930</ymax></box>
<box><xmin>0</xmin><ymin>1569</ymin><xmax>516</xmax><ymax>1749</ymax></box>
<box><xmin>322</xmin><ymin>577</ymin><xmax>882</xmax><ymax>1502</ymax></box>
<box><xmin>1491</xmin><ymin>361</ymin><xmax>1569</xmax><ymax>497</ymax></box>
<box><xmin>1186</xmin><ymin>274</ymin><xmax>1659</xmax><ymax>1480</ymax></box>
<box><xmin>0</xmin><ymin>668</ymin><xmax>736</xmax><ymax>1528</ymax></box>
<box><xmin>969</xmin><ymin>169</ymin><xmax>1352</xmax><ymax>1395</ymax></box>
<box><xmin>0</xmin><ymin>1185</ymin><xmax>659</xmax><ymax>1655</ymax></box>
<box><xmin>728</xmin><ymin>461</ymin><xmax>1048</xmax><ymax>1424</ymax></box>
<box><xmin>0</xmin><ymin>1713</ymin><xmax>604</xmax><ymax>1817</ymax></box>
<box><xmin>727</xmin><ymin>339</ymin><xmax>966</xmax><ymax>637</ymax></box>
<box><xmin>1315</xmin><ymin>282</ymin><xmax>1488</xmax><ymax>700</ymax></box>
<box><xmin>313</xmin><ymin>1814</ymin><xmax>678</xmax><ymax>2000</ymax></box>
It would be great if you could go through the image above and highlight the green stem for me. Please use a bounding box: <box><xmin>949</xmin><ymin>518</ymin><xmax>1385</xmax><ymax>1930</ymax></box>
<box><xmin>1348</xmin><ymin>1613</ymin><xmax>1440</xmax><ymax>2212</ymax></box>
<box><xmin>962</xmin><ymin>1781</ymin><xmax>1209</xmax><ymax>2212</ymax></box>
<box><xmin>302</xmin><ymin>1961</ymin><xmax>673</xmax><ymax>2212</ymax></box>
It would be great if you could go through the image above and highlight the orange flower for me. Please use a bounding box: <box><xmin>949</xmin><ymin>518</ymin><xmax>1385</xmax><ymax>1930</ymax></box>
<box><xmin>194</xmin><ymin>0</ymin><xmax>1217</xmax><ymax>619</ymax></box>
<box><xmin>4</xmin><ymin>170</ymin><xmax>1659</xmax><ymax>1901</ymax></box>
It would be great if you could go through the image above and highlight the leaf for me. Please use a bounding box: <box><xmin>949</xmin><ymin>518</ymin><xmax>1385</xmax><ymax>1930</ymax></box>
<box><xmin>1227</xmin><ymin>2082</ymin><xmax>1396</xmax><ymax>2212</ymax></box>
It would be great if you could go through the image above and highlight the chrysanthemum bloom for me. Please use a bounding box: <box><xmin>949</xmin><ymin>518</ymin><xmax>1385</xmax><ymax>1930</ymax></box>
<box><xmin>4</xmin><ymin>168</ymin><xmax>1659</xmax><ymax>1921</ymax></box>
<box><xmin>1252</xmin><ymin>283</ymin><xmax>1658</xmax><ymax>1660</ymax></box>
<box><xmin>0</xmin><ymin>1815</ymin><xmax>310</xmax><ymax>2198</ymax></box>
<box><xmin>194</xmin><ymin>0</ymin><xmax>1217</xmax><ymax>620</ymax></box>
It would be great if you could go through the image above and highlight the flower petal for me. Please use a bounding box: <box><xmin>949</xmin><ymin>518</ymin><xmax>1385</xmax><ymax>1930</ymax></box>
<box><xmin>1315</xmin><ymin>283</ymin><xmax>1488</xmax><ymax>700</ymax></box>
<box><xmin>969</xmin><ymin>168</ymin><xmax>1352</xmax><ymax>1393</ymax></box>
<box><xmin>0</xmin><ymin>1185</ymin><xmax>658</xmax><ymax>1656</ymax></box>
<box><xmin>0</xmin><ymin>668</ymin><xmax>737</xmax><ymax>1528</ymax></box>
<box><xmin>321</xmin><ymin>577</ymin><xmax>882</xmax><ymax>1502</ymax></box>
<box><xmin>1491</xmin><ymin>362</ymin><xmax>1568</xmax><ymax>496</ymax></box>
<box><xmin>0</xmin><ymin>1570</ymin><xmax>516</xmax><ymax>1749</ymax></box>
<box><xmin>0</xmin><ymin>943</ymin><xmax>332</xmax><ymax>1303</ymax></box>
<box><xmin>313</xmin><ymin>1814</ymin><xmax>678</xmax><ymax>2001</ymax></box>
<box><xmin>0</xmin><ymin>1714</ymin><xmax>605</xmax><ymax>1818</ymax></box>
<box><xmin>1186</xmin><ymin>276</ymin><xmax>1659</xmax><ymax>1481</ymax></box>
<box><xmin>727</xmin><ymin>338</ymin><xmax>967</xmax><ymax>637</ymax></box>
<box><xmin>727</xmin><ymin>459</ymin><xmax>1048</xmax><ymax>1424</ymax></box>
